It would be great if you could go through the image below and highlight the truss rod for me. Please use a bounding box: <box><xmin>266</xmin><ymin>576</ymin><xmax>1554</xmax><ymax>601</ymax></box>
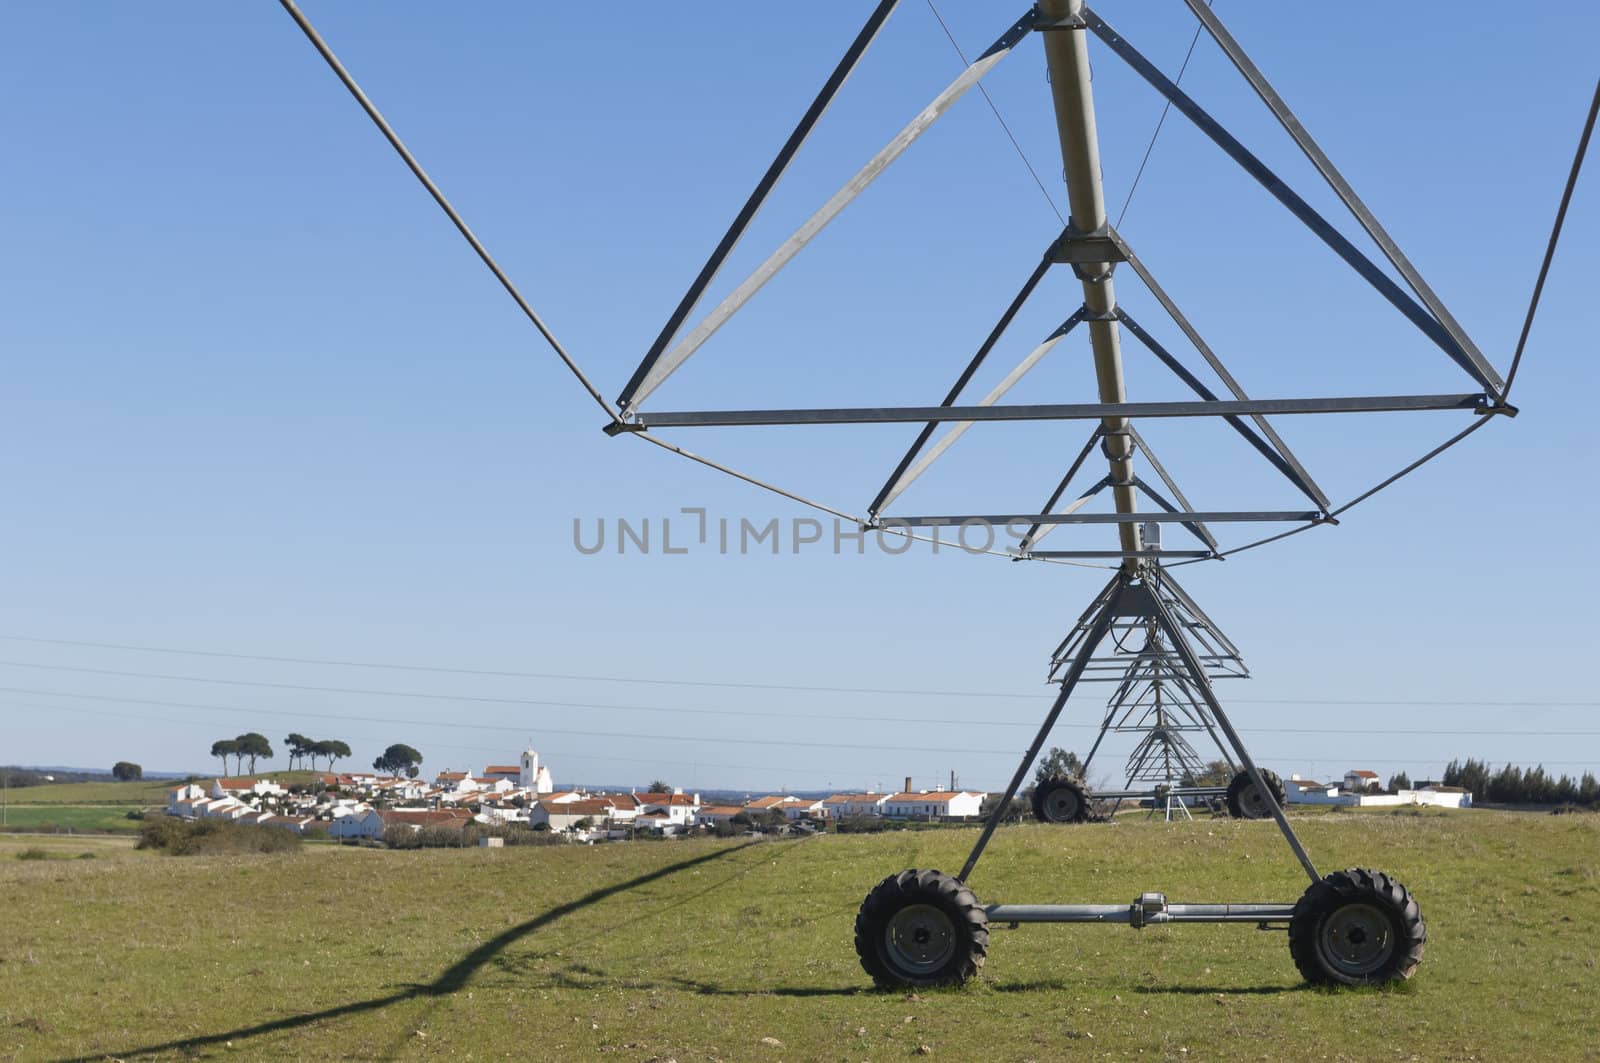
<box><xmin>1179</xmin><ymin>0</ymin><xmax>1501</xmax><ymax>397</ymax></box>
<box><xmin>1019</xmin><ymin>429</ymin><xmax>1102</xmax><ymax>551</ymax></box>
<box><xmin>630</xmin><ymin>393</ymin><xmax>1486</xmax><ymax>427</ymax></box>
<box><xmin>624</xmin><ymin>9</ymin><xmax>1038</xmax><ymax>410</ymax></box>
<box><xmin>1108</xmin><ymin>234</ymin><xmax>1328</xmax><ymax>510</ymax></box>
<box><xmin>617</xmin><ymin>0</ymin><xmax>902</xmax><ymax>411</ymax></box>
<box><xmin>1082</xmin><ymin>6</ymin><xmax>1500</xmax><ymax>395</ymax></box>
<box><xmin>876</xmin><ymin>310</ymin><xmax>1085</xmax><ymax>513</ymax></box>
<box><xmin>894</xmin><ymin>511</ymin><xmax>1315</xmax><ymax>527</ymax></box>
<box><xmin>1125</xmin><ymin>426</ymin><xmax>1212</xmax><ymax>549</ymax></box>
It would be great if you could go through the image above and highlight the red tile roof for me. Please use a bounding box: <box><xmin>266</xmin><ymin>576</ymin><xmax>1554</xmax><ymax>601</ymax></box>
<box><xmin>539</xmin><ymin>799</ymin><xmax>611</xmax><ymax>816</ymax></box>
<box><xmin>483</xmin><ymin>765</ymin><xmax>521</xmax><ymax>775</ymax></box>
<box><xmin>380</xmin><ymin>810</ymin><xmax>472</xmax><ymax>828</ymax></box>
<box><xmin>742</xmin><ymin>795</ymin><xmax>798</xmax><ymax>810</ymax></box>
<box><xmin>214</xmin><ymin>777</ymin><xmax>259</xmax><ymax>790</ymax></box>
<box><xmin>886</xmin><ymin>791</ymin><xmax>973</xmax><ymax>803</ymax></box>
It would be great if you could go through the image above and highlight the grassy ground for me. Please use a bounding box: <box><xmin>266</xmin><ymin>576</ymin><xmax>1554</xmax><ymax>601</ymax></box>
<box><xmin>2</xmin><ymin>771</ymin><xmax>318</xmax><ymax>807</ymax></box>
<box><xmin>0</xmin><ymin>804</ymin><xmax>148</xmax><ymax>834</ymax></box>
<box><xmin>0</xmin><ymin>772</ymin><xmax>323</xmax><ymax>837</ymax></box>
<box><xmin>2</xmin><ymin>809</ymin><xmax>1596</xmax><ymax>1061</ymax></box>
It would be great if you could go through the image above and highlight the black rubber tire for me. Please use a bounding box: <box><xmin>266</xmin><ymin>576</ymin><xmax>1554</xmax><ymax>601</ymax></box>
<box><xmin>1031</xmin><ymin>776</ymin><xmax>1091</xmax><ymax>824</ymax></box>
<box><xmin>1225</xmin><ymin>768</ymin><xmax>1287</xmax><ymax>820</ymax></box>
<box><xmin>1289</xmin><ymin>868</ymin><xmax>1426</xmax><ymax>986</ymax></box>
<box><xmin>855</xmin><ymin>869</ymin><xmax>988</xmax><ymax>988</ymax></box>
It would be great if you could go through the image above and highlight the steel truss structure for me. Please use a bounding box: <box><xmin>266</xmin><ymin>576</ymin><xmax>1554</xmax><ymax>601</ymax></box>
<box><xmin>275</xmin><ymin>0</ymin><xmax>1590</xmax><ymax>992</ymax></box>
<box><xmin>608</xmin><ymin>0</ymin><xmax>1471</xmax><ymax>988</ymax></box>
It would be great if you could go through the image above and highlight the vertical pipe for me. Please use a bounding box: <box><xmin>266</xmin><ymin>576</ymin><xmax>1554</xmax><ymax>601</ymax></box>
<box><xmin>1038</xmin><ymin>0</ymin><xmax>1141</xmax><ymax>569</ymax></box>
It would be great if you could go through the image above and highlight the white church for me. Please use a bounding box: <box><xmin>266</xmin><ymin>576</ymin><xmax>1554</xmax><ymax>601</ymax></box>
<box><xmin>519</xmin><ymin>746</ymin><xmax>554</xmax><ymax>793</ymax></box>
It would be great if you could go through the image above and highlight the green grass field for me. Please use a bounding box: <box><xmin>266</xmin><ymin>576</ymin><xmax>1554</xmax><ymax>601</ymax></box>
<box><xmin>0</xmin><ymin>804</ymin><xmax>148</xmax><ymax>834</ymax></box>
<box><xmin>1</xmin><ymin>771</ymin><xmax>319</xmax><ymax>807</ymax></box>
<box><xmin>2</xmin><ymin>810</ymin><xmax>1596</xmax><ymax>1061</ymax></box>
<box><xmin>0</xmin><ymin>772</ymin><xmax>324</xmax><ymax>838</ymax></box>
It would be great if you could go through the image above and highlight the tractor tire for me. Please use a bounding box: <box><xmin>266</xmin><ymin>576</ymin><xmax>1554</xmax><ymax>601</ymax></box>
<box><xmin>1226</xmin><ymin>767</ymin><xmax>1287</xmax><ymax>820</ymax></box>
<box><xmin>1288</xmin><ymin>868</ymin><xmax>1426</xmax><ymax>986</ymax></box>
<box><xmin>855</xmin><ymin>869</ymin><xmax>988</xmax><ymax>988</ymax></box>
<box><xmin>1031</xmin><ymin>776</ymin><xmax>1091</xmax><ymax>824</ymax></box>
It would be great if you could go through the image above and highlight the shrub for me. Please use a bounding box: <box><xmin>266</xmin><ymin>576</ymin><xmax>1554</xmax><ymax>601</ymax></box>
<box><xmin>137</xmin><ymin>818</ymin><xmax>300</xmax><ymax>856</ymax></box>
<box><xmin>16</xmin><ymin>848</ymin><xmax>51</xmax><ymax>861</ymax></box>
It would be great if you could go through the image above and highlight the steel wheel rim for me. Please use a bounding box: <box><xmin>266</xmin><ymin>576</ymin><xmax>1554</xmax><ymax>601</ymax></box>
<box><xmin>1043</xmin><ymin>788</ymin><xmax>1080</xmax><ymax>822</ymax></box>
<box><xmin>1242</xmin><ymin>784</ymin><xmax>1272</xmax><ymax>818</ymax></box>
<box><xmin>1318</xmin><ymin>902</ymin><xmax>1396</xmax><ymax>977</ymax></box>
<box><xmin>884</xmin><ymin>903</ymin><xmax>957</xmax><ymax>976</ymax></box>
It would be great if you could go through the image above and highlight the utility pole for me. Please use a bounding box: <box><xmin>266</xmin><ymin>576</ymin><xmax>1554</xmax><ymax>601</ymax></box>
<box><xmin>1039</xmin><ymin>0</ymin><xmax>1142</xmax><ymax>569</ymax></box>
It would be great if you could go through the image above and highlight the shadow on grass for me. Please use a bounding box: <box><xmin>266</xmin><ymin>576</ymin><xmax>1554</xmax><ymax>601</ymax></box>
<box><xmin>1130</xmin><ymin>983</ymin><xmax>1309</xmax><ymax>996</ymax></box>
<box><xmin>67</xmin><ymin>841</ymin><xmax>764</xmax><ymax>1062</ymax></box>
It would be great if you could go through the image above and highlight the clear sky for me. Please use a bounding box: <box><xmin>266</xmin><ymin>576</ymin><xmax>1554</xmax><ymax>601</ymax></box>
<box><xmin>2</xmin><ymin>1</ymin><xmax>1596</xmax><ymax>793</ymax></box>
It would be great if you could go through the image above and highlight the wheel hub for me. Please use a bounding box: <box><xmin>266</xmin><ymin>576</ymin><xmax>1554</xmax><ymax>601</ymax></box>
<box><xmin>1319</xmin><ymin>903</ymin><xmax>1396</xmax><ymax>976</ymax></box>
<box><xmin>885</xmin><ymin>904</ymin><xmax>957</xmax><ymax>976</ymax></box>
<box><xmin>1046</xmin><ymin>791</ymin><xmax>1079</xmax><ymax>820</ymax></box>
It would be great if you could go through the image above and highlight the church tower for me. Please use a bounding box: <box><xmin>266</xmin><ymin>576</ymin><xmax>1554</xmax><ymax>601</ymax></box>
<box><xmin>520</xmin><ymin>745</ymin><xmax>554</xmax><ymax>794</ymax></box>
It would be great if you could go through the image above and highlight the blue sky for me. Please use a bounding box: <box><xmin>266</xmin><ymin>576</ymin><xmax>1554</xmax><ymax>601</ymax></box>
<box><xmin>1</xmin><ymin>1</ymin><xmax>1596</xmax><ymax>793</ymax></box>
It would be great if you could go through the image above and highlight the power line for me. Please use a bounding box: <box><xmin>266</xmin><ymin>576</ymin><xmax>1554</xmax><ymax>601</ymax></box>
<box><xmin>0</xmin><ymin>685</ymin><xmax>1018</xmax><ymax>757</ymax></box>
<box><xmin>1</xmin><ymin>636</ymin><xmax>1595</xmax><ymax>709</ymax></box>
<box><xmin>4</xmin><ymin>677</ymin><xmax>1599</xmax><ymax>743</ymax></box>
<box><xmin>923</xmin><ymin>0</ymin><xmax>1065</xmax><ymax>225</ymax></box>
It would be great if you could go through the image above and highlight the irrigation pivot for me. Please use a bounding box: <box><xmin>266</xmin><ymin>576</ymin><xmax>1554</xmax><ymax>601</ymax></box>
<box><xmin>613</xmin><ymin>0</ymin><xmax>1492</xmax><ymax>990</ymax></box>
<box><xmin>280</xmin><ymin>0</ymin><xmax>1595</xmax><ymax>994</ymax></box>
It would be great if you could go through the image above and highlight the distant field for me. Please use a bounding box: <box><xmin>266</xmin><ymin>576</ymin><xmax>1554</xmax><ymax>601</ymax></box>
<box><xmin>1</xmin><ymin>808</ymin><xmax>1596</xmax><ymax>1060</ymax></box>
<box><xmin>2</xmin><ymin>770</ymin><xmax>318</xmax><ymax>807</ymax></box>
<box><xmin>0</xmin><ymin>805</ymin><xmax>147</xmax><ymax>834</ymax></box>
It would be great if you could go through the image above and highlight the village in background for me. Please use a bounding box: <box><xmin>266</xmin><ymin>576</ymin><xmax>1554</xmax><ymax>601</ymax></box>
<box><xmin>148</xmin><ymin>742</ymin><xmax>1474</xmax><ymax>849</ymax></box>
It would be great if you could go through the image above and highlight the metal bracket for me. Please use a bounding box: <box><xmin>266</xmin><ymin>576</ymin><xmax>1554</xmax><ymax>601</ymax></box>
<box><xmin>602</xmin><ymin>420</ymin><xmax>645</xmax><ymax>436</ymax></box>
<box><xmin>1129</xmin><ymin>891</ymin><xmax>1168</xmax><ymax>929</ymax></box>
<box><xmin>1034</xmin><ymin>13</ymin><xmax>1086</xmax><ymax>31</ymax></box>
<box><xmin>1050</xmin><ymin>227</ymin><xmax>1125</xmax><ymax>281</ymax></box>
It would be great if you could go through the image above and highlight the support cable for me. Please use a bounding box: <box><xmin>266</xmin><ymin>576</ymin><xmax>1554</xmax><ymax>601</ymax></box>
<box><xmin>1164</xmin><ymin>415</ymin><xmax>1495</xmax><ymax>565</ymax></box>
<box><xmin>276</xmin><ymin>0</ymin><xmax>620</xmax><ymax>425</ymax></box>
<box><xmin>1114</xmin><ymin>0</ymin><xmax>1211</xmax><ymax>228</ymax></box>
<box><xmin>924</xmin><ymin>0</ymin><xmax>1065</xmax><ymax>225</ymax></box>
<box><xmin>1501</xmin><ymin>75</ymin><xmax>1599</xmax><ymax>400</ymax></box>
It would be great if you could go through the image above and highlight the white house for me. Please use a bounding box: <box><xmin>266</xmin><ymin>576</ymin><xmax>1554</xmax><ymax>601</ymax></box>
<box><xmin>823</xmin><ymin>793</ymin><xmax>891</xmax><ymax>819</ymax></box>
<box><xmin>328</xmin><ymin>808</ymin><xmax>385</xmax><ymax>840</ymax></box>
<box><xmin>1286</xmin><ymin>776</ymin><xmax>1348</xmax><ymax>805</ymax></box>
<box><xmin>598</xmin><ymin>793</ymin><xmax>641</xmax><ymax>824</ymax></box>
<box><xmin>696</xmin><ymin>805</ymin><xmax>746</xmax><ymax>826</ymax></box>
<box><xmin>202</xmin><ymin>798</ymin><xmax>252</xmax><ymax>820</ymax></box>
<box><xmin>210</xmin><ymin>778</ymin><xmax>285</xmax><ymax>800</ymax></box>
<box><xmin>1343</xmin><ymin>770</ymin><xmax>1382</xmax><ymax>792</ymax></box>
<box><xmin>782</xmin><ymin>799</ymin><xmax>825</xmax><ymax>821</ymax></box>
<box><xmin>637</xmin><ymin>791</ymin><xmax>701</xmax><ymax>828</ymax></box>
<box><xmin>166</xmin><ymin>783</ymin><xmax>207</xmax><ymax>816</ymax></box>
<box><xmin>882</xmin><ymin>791</ymin><xmax>987</xmax><ymax>820</ymax></box>
<box><xmin>528</xmin><ymin>798</ymin><xmax>611</xmax><ymax>832</ymax></box>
